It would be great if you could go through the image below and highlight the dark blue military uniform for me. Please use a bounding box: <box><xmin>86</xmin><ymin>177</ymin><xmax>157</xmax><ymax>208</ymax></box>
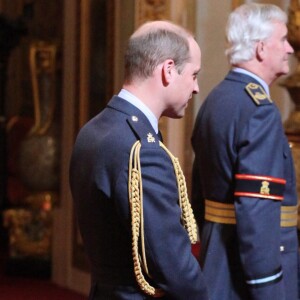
<box><xmin>192</xmin><ymin>71</ymin><xmax>299</xmax><ymax>300</ymax></box>
<box><xmin>70</xmin><ymin>96</ymin><xmax>209</xmax><ymax>299</ymax></box>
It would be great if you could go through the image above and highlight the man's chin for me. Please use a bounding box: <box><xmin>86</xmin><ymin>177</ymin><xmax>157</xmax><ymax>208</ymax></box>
<box><xmin>162</xmin><ymin>111</ymin><xmax>185</xmax><ymax>119</ymax></box>
<box><xmin>277</xmin><ymin>68</ymin><xmax>289</xmax><ymax>78</ymax></box>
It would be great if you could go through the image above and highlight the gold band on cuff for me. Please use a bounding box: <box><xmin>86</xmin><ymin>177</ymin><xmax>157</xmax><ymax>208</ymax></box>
<box><xmin>205</xmin><ymin>199</ymin><xmax>297</xmax><ymax>227</ymax></box>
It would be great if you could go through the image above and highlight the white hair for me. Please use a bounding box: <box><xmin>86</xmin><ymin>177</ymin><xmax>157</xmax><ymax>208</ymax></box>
<box><xmin>225</xmin><ymin>3</ymin><xmax>287</xmax><ymax>65</ymax></box>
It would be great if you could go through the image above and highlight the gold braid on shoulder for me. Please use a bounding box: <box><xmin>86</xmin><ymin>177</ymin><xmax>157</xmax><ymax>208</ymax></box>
<box><xmin>128</xmin><ymin>140</ymin><xmax>198</xmax><ymax>297</ymax></box>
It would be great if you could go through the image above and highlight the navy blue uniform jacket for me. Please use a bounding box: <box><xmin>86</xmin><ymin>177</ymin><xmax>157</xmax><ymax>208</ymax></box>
<box><xmin>69</xmin><ymin>96</ymin><xmax>209</xmax><ymax>299</ymax></box>
<box><xmin>192</xmin><ymin>71</ymin><xmax>299</xmax><ymax>300</ymax></box>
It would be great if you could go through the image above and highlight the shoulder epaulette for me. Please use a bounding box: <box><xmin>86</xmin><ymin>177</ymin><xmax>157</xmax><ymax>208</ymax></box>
<box><xmin>245</xmin><ymin>83</ymin><xmax>272</xmax><ymax>106</ymax></box>
<box><xmin>127</xmin><ymin>115</ymin><xmax>159</xmax><ymax>148</ymax></box>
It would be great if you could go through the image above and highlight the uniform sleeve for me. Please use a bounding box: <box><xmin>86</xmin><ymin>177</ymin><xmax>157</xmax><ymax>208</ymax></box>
<box><xmin>235</xmin><ymin>104</ymin><xmax>285</xmax><ymax>299</ymax></box>
<box><xmin>137</xmin><ymin>144</ymin><xmax>209</xmax><ymax>299</ymax></box>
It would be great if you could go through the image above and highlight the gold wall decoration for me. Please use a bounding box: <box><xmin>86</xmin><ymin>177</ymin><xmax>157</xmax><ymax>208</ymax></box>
<box><xmin>135</xmin><ymin>0</ymin><xmax>170</xmax><ymax>28</ymax></box>
<box><xmin>18</xmin><ymin>41</ymin><xmax>60</xmax><ymax>193</ymax></box>
<box><xmin>232</xmin><ymin>0</ymin><xmax>243</xmax><ymax>10</ymax></box>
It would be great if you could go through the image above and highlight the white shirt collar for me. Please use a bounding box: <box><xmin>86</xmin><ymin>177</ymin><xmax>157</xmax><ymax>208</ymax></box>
<box><xmin>118</xmin><ymin>89</ymin><xmax>159</xmax><ymax>134</ymax></box>
<box><xmin>232</xmin><ymin>67</ymin><xmax>270</xmax><ymax>97</ymax></box>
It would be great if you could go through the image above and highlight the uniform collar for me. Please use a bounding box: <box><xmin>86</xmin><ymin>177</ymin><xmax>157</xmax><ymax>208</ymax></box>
<box><xmin>118</xmin><ymin>89</ymin><xmax>159</xmax><ymax>134</ymax></box>
<box><xmin>232</xmin><ymin>68</ymin><xmax>270</xmax><ymax>96</ymax></box>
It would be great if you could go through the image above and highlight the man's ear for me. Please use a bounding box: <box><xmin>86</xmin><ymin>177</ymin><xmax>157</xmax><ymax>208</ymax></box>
<box><xmin>162</xmin><ymin>59</ymin><xmax>175</xmax><ymax>84</ymax></box>
<box><xmin>256</xmin><ymin>40</ymin><xmax>265</xmax><ymax>61</ymax></box>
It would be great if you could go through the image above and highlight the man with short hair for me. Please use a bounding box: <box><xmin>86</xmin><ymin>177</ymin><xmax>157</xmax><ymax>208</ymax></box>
<box><xmin>70</xmin><ymin>20</ymin><xmax>208</xmax><ymax>299</ymax></box>
<box><xmin>192</xmin><ymin>3</ymin><xmax>298</xmax><ymax>300</ymax></box>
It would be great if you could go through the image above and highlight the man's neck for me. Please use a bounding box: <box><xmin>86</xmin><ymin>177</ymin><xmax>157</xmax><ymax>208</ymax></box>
<box><xmin>234</xmin><ymin>62</ymin><xmax>274</xmax><ymax>86</ymax></box>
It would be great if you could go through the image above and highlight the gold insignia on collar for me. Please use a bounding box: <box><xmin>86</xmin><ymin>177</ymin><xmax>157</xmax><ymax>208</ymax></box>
<box><xmin>260</xmin><ymin>181</ymin><xmax>270</xmax><ymax>195</ymax></box>
<box><xmin>147</xmin><ymin>133</ymin><xmax>155</xmax><ymax>143</ymax></box>
<box><xmin>245</xmin><ymin>83</ymin><xmax>272</xmax><ymax>105</ymax></box>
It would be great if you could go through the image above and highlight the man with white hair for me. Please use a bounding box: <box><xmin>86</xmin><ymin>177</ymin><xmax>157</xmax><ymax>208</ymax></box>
<box><xmin>192</xmin><ymin>3</ymin><xmax>298</xmax><ymax>300</ymax></box>
<box><xmin>70</xmin><ymin>20</ymin><xmax>209</xmax><ymax>299</ymax></box>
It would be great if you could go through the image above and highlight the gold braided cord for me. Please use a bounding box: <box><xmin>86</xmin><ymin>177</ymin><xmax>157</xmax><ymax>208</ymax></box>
<box><xmin>132</xmin><ymin>143</ymin><xmax>149</xmax><ymax>276</ymax></box>
<box><xmin>159</xmin><ymin>141</ymin><xmax>198</xmax><ymax>244</ymax></box>
<box><xmin>129</xmin><ymin>141</ymin><xmax>164</xmax><ymax>297</ymax></box>
<box><xmin>128</xmin><ymin>140</ymin><xmax>198</xmax><ymax>297</ymax></box>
